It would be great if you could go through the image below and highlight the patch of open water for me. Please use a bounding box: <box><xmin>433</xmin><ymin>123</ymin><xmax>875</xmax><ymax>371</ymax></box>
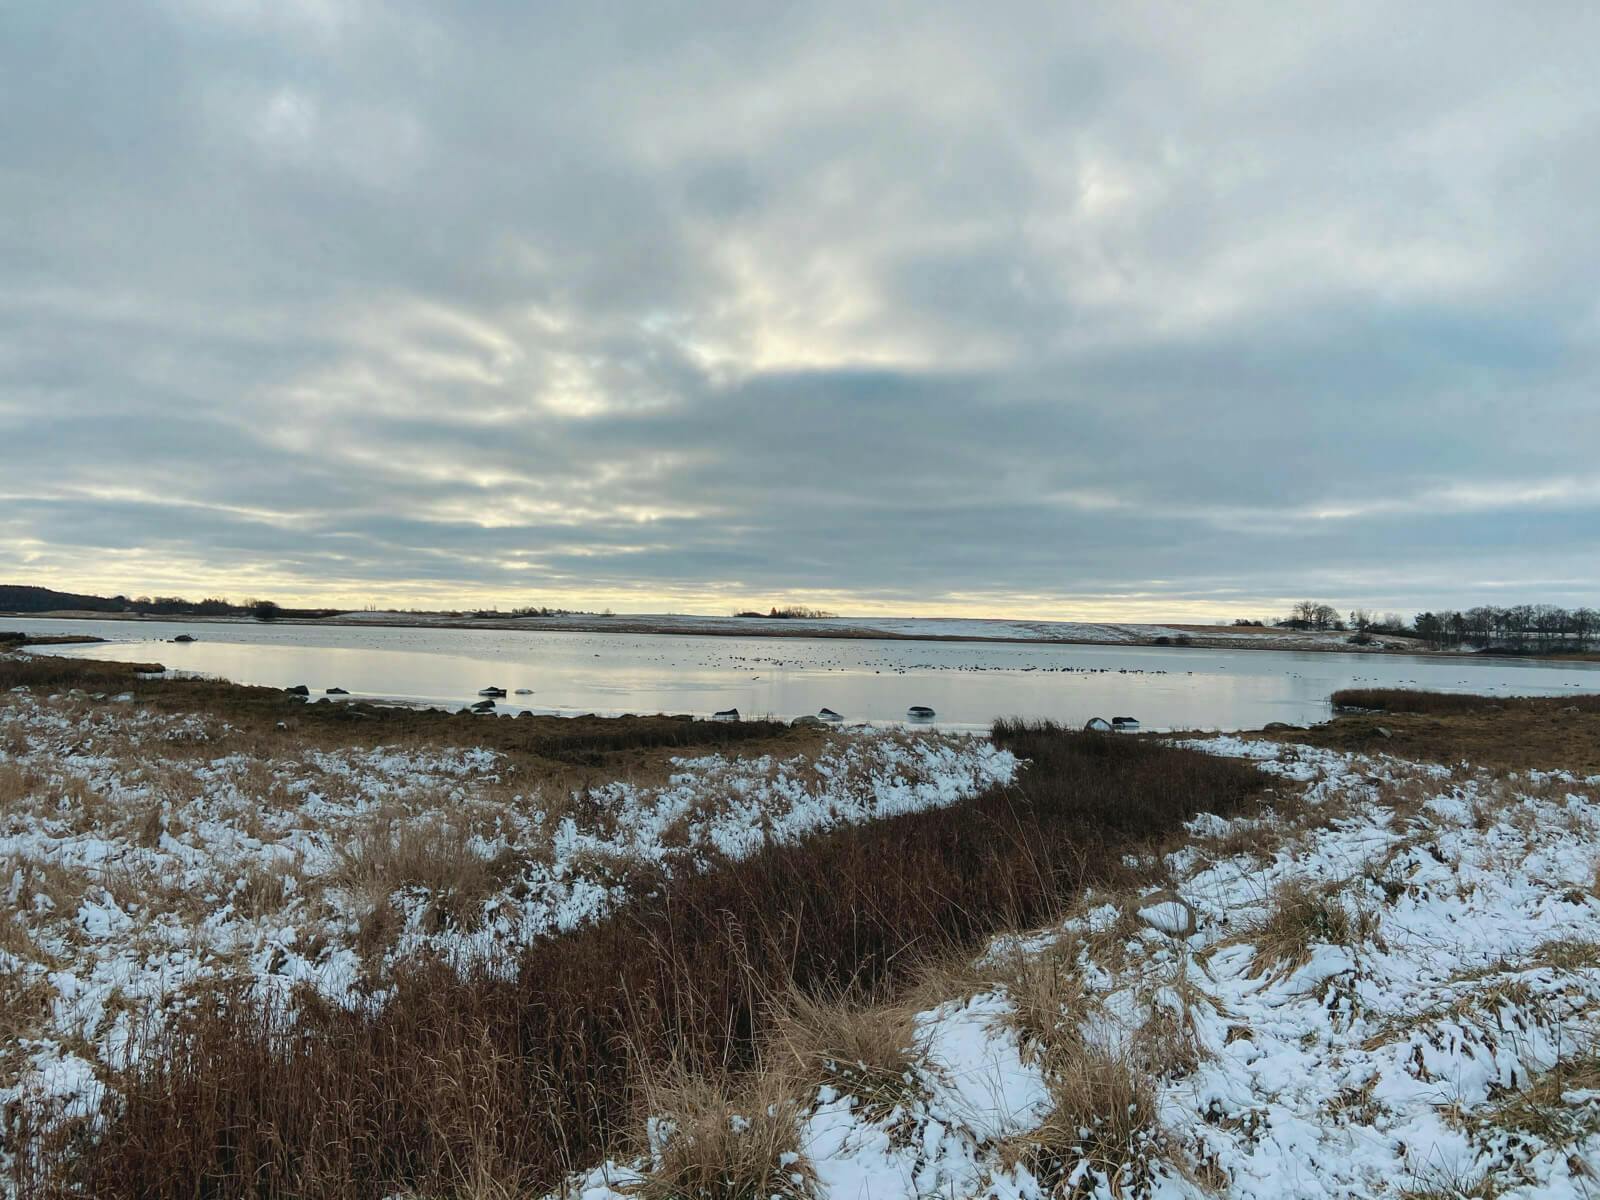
<box><xmin>10</xmin><ymin>617</ymin><xmax>1600</xmax><ymax>732</ymax></box>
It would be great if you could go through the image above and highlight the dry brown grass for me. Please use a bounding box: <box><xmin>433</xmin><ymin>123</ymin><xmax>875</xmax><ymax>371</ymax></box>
<box><xmin>0</xmin><ymin>650</ymin><xmax>812</xmax><ymax>796</ymax></box>
<box><xmin>1</xmin><ymin>857</ymin><xmax>94</xmax><ymax>927</ymax></box>
<box><xmin>1132</xmin><ymin>953</ymin><xmax>1215</xmax><ymax>1080</ymax></box>
<box><xmin>1532</xmin><ymin>939</ymin><xmax>1600</xmax><ymax>972</ymax></box>
<box><xmin>330</xmin><ymin>813</ymin><xmax>510</xmax><ymax>955</ymax></box>
<box><xmin>0</xmin><ymin>914</ymin><xmax>57</xmax><ymax>1080</ymax></box>
<box><xmin>631</xmin><ymin>1068</ymin><xmax>817</xmax><ymax>1200</ymax></box>
<box><xmin>0</xmin><ymin>760</ymin><xmax>39</xmax><ymax>806</ymax></box>
<box><xmin>1002</xmin><ymin>1046</ymin><xmax>1169</xmax><ymax>1197</ymax></box>
<box><xmin>1236</xmin><ymin>878</ymin><xmax>1376</xmax><ymax>980</ymax></box>
<box><xmin>767</xmin><ymin>990</ymin><xmax>925</xmax><ymax>1123</ymax></box>
<box><xmin>983</xmin><ymin>934</ymin><xmax>1095</xmax><ymax>1070</ymax></box>
<box><xmin>10</xmin><ymin>722</ymin><xmax>1265</xmax><ymax>1199</ymax></box>
<box><xmin>231</xmin><ymin>858</ymin><xmax>305</xmax><ymax>921</ymax></box>
<box><xmin>1272</xmin><ymin>691</ymin><xmax>1600</xmax><ymax>775</ymax></box>
<box><xmin>1464</xmin><ymin>1050</ymin><xmax>1600</xmax><ymax>1143</ymax></box>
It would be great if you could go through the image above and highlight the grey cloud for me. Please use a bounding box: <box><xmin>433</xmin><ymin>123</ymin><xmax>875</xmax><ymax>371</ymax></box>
<box><xmin>3</xmin><ymin>1</ymin><xmax>1599</xmax><ymax>617</ymax></box>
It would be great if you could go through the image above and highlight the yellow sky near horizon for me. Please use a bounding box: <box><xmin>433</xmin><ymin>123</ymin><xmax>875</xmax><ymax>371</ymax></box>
<box><xmin>11</xmin><ymin>568</ymin><xmax>1293</xmax><ymax>625</ymax></box>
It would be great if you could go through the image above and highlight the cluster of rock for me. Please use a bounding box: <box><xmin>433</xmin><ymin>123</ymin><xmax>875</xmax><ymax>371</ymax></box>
<box><xmin>1083</xmin><ymin>716</ymin><xmax>1140</xmax><ymax>732</ymax></box>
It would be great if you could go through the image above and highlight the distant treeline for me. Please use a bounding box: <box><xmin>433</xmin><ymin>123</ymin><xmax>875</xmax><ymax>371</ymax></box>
<box><xmin>732</xmin><ymin>605</ymin><xmax>840</xmax><ymax>619</ymax></box>
<box><xmin>1235</xmin><ymin>600</ymin><xmax>1600</xmax><ymax>654</ymax></box>
<box><xmin>1410</xmin><ymin>605</ymin><xmax>1600</xmax><ymax>653</ymax></box>
<box><xmin>0</xmin><ymin>585</ymin><xmax>341</xmax><ymax>621</ymax></box>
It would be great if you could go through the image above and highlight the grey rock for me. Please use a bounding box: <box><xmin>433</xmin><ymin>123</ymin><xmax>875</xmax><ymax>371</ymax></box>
<box><xmin>1135</xmin><ymin>889</ymin><xmax>1198</xmax><ymax>937</ymax></box>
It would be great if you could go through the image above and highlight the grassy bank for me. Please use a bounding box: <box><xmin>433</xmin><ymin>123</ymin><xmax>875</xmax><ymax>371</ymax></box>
<box><xmin>12</xmin><ymin>656</ymin><xmax>1600</xmax><ymax>1198</ymax></box>
<box><xmin>1284</xmin><ymin>688</ymin><xmax>1600</xmax><ymax>774</ymax></box>
<box><xmin>1</xmin><ymin>656</ymin><xmax>1261</xmax><ymax>1198</ymax></box>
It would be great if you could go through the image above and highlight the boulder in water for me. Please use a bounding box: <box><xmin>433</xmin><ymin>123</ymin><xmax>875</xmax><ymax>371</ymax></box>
<box><xmin>906</xmin><ymin>705</ymin><xmax>936</xmax><ymax>721</ymax></box>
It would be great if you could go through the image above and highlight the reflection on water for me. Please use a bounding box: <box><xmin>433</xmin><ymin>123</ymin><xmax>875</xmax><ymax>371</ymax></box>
<box><xmin>11</xmin><ymin>617</ymin><xmax>1600</xmax><ymax>733</ymax></box>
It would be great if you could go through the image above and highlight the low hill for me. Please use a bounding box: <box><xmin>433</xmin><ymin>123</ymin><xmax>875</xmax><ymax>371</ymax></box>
<box><xmin>0</xmin><ymin>584</ymin><xmax>342</xmax><ymax>620</ymax></box>
<box><xmin>0</xmin><ymin>584</ymin><xmax>128</xmax><ymax>613</ymax></box>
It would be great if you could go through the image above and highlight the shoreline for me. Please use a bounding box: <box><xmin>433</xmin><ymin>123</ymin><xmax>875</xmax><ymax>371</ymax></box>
<box><xmin>1</xmin><ymin>608</ymin><xmax>1437</xmax><ymax>656</ymax></box>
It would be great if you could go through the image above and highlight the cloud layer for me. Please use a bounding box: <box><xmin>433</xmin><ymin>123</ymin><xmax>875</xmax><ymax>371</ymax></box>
<box><xmin>4</xmin><ymin>1</ymin><xmax>1599</xmax><ymax>617</ymax></box>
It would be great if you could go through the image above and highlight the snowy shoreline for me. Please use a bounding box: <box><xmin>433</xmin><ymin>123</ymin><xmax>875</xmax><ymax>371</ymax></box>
<box><xmin>571</xmin><ymin>740</ymin><xmax>1600</xmax><ymax>1200</ymax></box>
<box><xmin>8</xmin><ymin>609</ymin><xmax>1423</xmax><ymax>654</ymax></box>
<box><xmin>0</xmin><ymin>683</ymin><xmax>1015</xmax><ymax>1142</ymax></box>
<box><xmin>8</xmin><ymin>668</ymin><xmax>1600</xmax><ymax>1198</ymax></box>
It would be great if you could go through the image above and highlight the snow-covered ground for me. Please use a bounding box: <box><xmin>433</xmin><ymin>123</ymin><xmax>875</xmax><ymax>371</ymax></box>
<box><xmin>0</xmin><ymin>683</ymin><xmax>1015</xmax><ymax>1136</ymax></box>
<box><xmin>11</xmin><ymin>671</ymin><xmax>1600</xmax><ymax>1198</ymax></box>
<box><xmin>575</xmin><ymin>739</ymin><xmax>1600</xmax><ymax>1200</ymax></box>
<box><xmin>330</xmin><ymin>610</ymin><xmax>1393</xmax><ymax>650</ymax></box>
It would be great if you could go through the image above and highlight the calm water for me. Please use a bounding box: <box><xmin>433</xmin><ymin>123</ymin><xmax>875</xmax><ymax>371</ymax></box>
<box><xmin>10</xmin><ymin>616</ymin><xmax>1600</xmax><ymax>732</ymax></box>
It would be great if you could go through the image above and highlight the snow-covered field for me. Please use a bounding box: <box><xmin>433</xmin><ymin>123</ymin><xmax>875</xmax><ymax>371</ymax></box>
<box><xmin>0</xmin><ymin>682</ymin><xmax>1015</xmax><ymax>1138</ymax></box>
<box><xmin>330</xmin><ymin>610</ymin><xmax>1390</xmax><ymax>650</ymax></box>
<box><xmin>10</xmin><ymin>669</ymin><xmax>1600</xmax><ymax>1199</ymax></box>
<box><xmin>576</xmin><ymin>740</ymin><xmax>1600</xmax><ymax>1199</ymax></box>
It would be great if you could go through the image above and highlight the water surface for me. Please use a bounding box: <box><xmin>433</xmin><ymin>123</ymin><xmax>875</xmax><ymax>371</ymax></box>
<box><xmin>10</xmin><ymin>616</ymin><xmax>1600</xmax><ymax>732</ymax></box>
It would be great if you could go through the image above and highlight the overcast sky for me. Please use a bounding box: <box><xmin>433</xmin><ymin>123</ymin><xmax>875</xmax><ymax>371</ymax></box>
<box><xmin>3</xmin><ymin>2</ymin><xmax>1598</xmax><ymax>619</ymax></box>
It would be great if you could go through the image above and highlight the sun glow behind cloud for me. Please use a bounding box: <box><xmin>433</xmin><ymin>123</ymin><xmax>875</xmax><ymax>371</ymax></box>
<box><xmin>2</xmin><ymin>2</ymin><xmax>1598</xmax><ymax>617</ymax></box>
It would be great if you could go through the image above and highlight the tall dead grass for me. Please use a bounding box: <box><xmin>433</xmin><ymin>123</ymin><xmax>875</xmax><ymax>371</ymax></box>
<box><xmin>632</xmin><ymin>1067</ymin><xmax>817</xmax><ymax>1200</ymax></box>
<box><xmin>1003</xmin><ymin>1046</ymin><xmax>1167</xmax><ymax>1197</ymax></box>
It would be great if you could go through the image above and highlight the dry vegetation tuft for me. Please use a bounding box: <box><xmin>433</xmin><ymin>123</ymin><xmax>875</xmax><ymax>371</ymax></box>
<box><xmin>767</xmin><ymin>990</ymin><xmax>925</xmax><ymax>1123</ymax></box>
<box><xmin>983</xmin><ymin>934</ymin><xmax>1094</xmax><ymax>1071</ymax></box>
<box><xmin>331</xmin><ymin>812</ymin><xmax>507</xmax><ymax>946</ymax></box>
<box><xmin>632</xmin><ymin>1069</ymin><xmax>817</xmax><ymax>1200</ymax></box>
<box><xmin>1003</xmin><ymin>1046</ymin><xmax>1169</xmax><ymax>1197</ymax></box>
<box><xmin>1239</xmin><ymin>878</ymin><xmax>1376</xmax><ymax>980</ymax></box>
